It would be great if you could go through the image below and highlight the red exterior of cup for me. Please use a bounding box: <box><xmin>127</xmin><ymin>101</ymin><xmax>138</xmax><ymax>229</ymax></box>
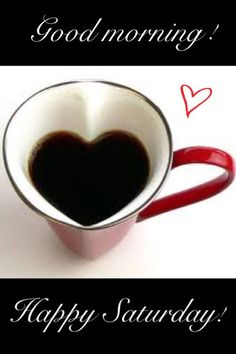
<box><xmin>48</xmin><ymin>146</ymin><xmax>235</xmax><ymax>259</ymax></box>
<box><xmin>48</xmin><ymin>216</ymin><xmax>137</xmax><ymax>259</ymax></box>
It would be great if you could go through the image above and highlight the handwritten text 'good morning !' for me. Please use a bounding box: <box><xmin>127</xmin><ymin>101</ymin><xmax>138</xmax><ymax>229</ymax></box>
<box><xmin>30</xmin><ymin>16</ymin><xmax>220</xmax><ymax>51</ymax></box>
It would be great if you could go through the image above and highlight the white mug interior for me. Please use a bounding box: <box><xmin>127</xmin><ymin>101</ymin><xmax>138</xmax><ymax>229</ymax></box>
<box><xmin>3</xmin><ymin>81</ymin><xmax>172</xmax><ymax>229</ymax></box>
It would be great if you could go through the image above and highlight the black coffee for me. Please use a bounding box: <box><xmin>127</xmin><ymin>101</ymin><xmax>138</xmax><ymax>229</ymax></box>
<box><xmin>29</xmin><ymin>130</ymin><xmax>150</xmax><ymax>226</ymax></box>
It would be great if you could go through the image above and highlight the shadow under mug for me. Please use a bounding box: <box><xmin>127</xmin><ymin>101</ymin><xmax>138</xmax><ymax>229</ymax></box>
<box><xmin>3</xmin><ymin>81</ymin><xmax>235</xmax><ymax>259</ymax></box>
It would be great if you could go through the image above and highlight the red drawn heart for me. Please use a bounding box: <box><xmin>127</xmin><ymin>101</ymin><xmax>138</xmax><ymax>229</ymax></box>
<box><xmin>180</xmin><ymin>84</ymin><xmax>213</xmax><ymax>118</ymax></box>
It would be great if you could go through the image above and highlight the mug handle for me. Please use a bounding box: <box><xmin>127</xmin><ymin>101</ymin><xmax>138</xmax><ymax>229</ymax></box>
<box><xmin>137</xmin><ymin>147</ymin><xmax>235</xmax><ymax>222</ymax></box>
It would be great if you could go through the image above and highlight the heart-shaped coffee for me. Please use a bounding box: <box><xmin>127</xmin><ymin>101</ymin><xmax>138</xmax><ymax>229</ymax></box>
<box><xmin>29</xmin><ymin>131</ymin><xmax>150</xmax><ymax>226</ymax></box>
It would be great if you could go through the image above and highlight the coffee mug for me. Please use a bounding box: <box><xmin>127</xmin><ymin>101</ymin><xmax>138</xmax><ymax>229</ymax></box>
<box><xmin>3</xmin><ymin>81</ymin><xmax>235</xmax><ymax>259</ymax></box>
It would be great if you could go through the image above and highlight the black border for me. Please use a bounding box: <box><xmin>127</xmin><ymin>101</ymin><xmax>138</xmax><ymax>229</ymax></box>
<box><xmin>0</xmin><ymin>1</ymin><xmax>235</xmax><ymax>346</ymax></box>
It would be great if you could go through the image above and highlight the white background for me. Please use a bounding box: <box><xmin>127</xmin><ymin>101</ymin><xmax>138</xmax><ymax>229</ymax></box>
<box><xmin>0</xmin><ymin>66</ymin><xmax>235</xmax><ymax>278</ymax></box>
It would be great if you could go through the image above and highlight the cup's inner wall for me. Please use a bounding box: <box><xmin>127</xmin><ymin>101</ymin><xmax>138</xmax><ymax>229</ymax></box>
<box><xmin>4</xmin><ymin>82</ymin><xmax>172</xmax><ymax>228</ymax></box>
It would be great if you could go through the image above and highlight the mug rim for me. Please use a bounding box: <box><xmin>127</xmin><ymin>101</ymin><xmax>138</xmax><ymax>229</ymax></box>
<box><xmin>3</xmin><ymin>80</ymin><xmax>173</xmax><ymax>230</ymax></box>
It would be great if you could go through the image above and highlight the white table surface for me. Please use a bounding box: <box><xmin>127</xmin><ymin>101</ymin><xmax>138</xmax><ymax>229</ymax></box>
<box><xmin>0</xmin><ymin>66</ymin><xmax>235</xmax><ymax>278</ymax></box>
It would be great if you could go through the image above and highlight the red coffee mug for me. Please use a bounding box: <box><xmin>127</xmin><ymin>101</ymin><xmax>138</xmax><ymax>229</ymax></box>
<box><xmin>3</xmin><ymin>81</ymin><xmax>235</xmax><ymax>258</ymax></box>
